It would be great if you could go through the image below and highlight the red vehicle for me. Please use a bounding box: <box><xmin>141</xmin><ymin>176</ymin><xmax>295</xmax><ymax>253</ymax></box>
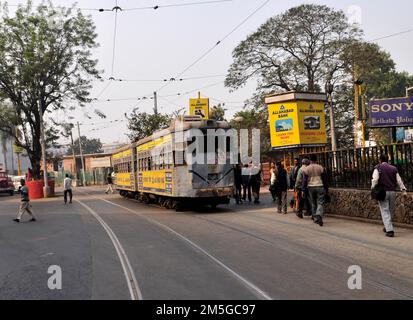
<box><xmin>0</xmin><ymin>172</ymin><xmax>15</xmax><ymax>196</ymax></box>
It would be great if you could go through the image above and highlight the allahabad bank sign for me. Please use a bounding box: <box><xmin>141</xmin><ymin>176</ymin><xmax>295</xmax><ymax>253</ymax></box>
<box><xmin>189</xmin><ymin>98</ymin><xmax>209</xmax><ymax>120</ymax></box>
<box><xmin>369</xmin><ymin>97</ymin><xmax>413</xmax><ymax>128</ymax></box>
<box><xmin>266</xmin><ymin>92</ymin><xmax>327</xmax><ymax>150</ymax></box>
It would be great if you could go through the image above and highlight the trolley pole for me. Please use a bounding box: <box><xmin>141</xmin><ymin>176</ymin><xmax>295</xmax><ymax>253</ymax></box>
<box><xmin>77</xmin><ymin>122</ymin><xmax>86</xmax><ymax>186</ymax></box>
<box><xmin>153</xmin><ymin>91</ymin><xmax>158</xmax><ymax>115</ymax></box>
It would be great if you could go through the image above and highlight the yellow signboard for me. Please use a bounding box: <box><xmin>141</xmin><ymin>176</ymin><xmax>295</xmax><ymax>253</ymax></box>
<box><xmin>189</xmin><ymin>98</ymin><xmax>209</xmax><ymax>120</ymax></box>
<box><xmin>268</xmin><ymin>98</ymin><xmax>327</xmax><ymax>150</ymax></box>
<box><xmin>139</xmin><ymin>170</ymin><xmax>173</xmax><ymax>194</ymax></box>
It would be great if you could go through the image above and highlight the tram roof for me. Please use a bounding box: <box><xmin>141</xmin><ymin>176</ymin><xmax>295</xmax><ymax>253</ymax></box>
<box><xmin>135</xmin><ymin>118</ymin><xmax>231</xmax><ymax>147</ymax></box>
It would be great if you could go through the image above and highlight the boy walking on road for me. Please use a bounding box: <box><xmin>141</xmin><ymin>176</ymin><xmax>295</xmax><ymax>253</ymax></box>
<box><xmin>13</xmin><ymin>179</ymin><xmax>36</xmax><ymax>223</ymax></box>
<box><xmin>64</xmin><ymin>174</ymin><xmax>73</xmax><ymax>204</ymax></box>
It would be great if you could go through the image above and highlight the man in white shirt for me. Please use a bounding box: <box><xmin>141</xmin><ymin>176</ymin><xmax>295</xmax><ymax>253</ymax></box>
<box><xmin>63</xmin><ymin>174</ymin><xmax>73</xmax><ymax>205</ymax></box>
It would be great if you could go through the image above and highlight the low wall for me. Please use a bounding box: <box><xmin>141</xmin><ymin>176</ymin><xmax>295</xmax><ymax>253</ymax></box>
<box><xmin>325</xmin><ymin>189</ymin><xmax>413</xmax><ymax>225</ymax></box>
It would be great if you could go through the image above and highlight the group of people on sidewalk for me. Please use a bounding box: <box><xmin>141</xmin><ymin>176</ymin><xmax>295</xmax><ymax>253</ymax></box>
<box><xmin>233</xmin><ymin>162</ymin><xmax>263</xmax><ymax>205</ymax></box>
<box><xmin>238</xmin><ymin>153</ymin><xmax>408</xmax><ymax>236</ymax></box>
<box><xmin>269</xmin><ymin>155</ymin><xmax>329</xmax><ymax>227</ymax></box>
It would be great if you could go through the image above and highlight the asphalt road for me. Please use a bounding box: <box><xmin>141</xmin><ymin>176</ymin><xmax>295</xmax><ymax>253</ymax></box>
<box><xmin>0</xmin><ymin>187</ymin><xmax>412</xmax><ymax>300</ymax></box>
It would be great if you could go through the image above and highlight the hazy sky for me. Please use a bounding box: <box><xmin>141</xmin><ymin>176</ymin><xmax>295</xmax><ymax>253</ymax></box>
<box><xmin>6</xmin><ymin>0</ymin><xmax>413</xmax><ymax>144</ymax></box>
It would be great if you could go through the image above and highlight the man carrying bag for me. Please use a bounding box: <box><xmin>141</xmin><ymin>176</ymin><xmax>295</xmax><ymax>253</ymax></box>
<box><xmin>371</xmin><ymin>154</ymin><xmax>407</xmax><ymax>238</ymax></box>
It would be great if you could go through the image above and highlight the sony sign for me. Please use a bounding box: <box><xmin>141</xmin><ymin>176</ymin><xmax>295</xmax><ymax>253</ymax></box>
<box><xmin>369</xmin><ymin>97</ymin><xmax>413</xmax><ymax>128</ymax></box>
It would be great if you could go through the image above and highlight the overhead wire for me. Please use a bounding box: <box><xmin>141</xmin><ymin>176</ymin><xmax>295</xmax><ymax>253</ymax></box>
<box><xmin>154</xmin><ymin>0</ymin><xmax>271</xmax><ymax>94</ymax></box>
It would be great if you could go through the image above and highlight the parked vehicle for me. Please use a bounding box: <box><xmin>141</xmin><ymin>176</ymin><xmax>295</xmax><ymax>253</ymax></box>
<box><xmin>0</xmin><ymin>172</ymin><xmax>15</xmax><ymax>196</ymax></box>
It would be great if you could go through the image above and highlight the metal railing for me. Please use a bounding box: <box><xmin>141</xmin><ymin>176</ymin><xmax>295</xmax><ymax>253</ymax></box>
<box><xmin>302</xmin><ymin>143</ymin><xmax>413</xmax><ymax>191</ymax></box>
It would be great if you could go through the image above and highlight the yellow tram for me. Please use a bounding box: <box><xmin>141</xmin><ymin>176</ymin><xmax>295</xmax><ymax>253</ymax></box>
<box><xmin>112</xmin><ymin>116</ymin><xmax>235</xmax><ymax>209</ymax></box>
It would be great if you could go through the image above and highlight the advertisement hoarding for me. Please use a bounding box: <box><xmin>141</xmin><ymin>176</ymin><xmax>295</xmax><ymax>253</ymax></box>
<box><xmin>369</xmin><ymin>97</ymin><xmax>413</xmax><ymax>128</ymax></box>
<box><xmin>267</xmin><ymin>99</ymin><xmax>327</xmax><ymax>150</ymax></box>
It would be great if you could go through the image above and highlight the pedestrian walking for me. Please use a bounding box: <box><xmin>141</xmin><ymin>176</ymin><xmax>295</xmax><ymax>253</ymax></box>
<box><xmin>301</xmin><ymin>154</ymin><xmax>329</xmax><ymax>227</ymax></box>
<box><xmin>371</xmin><ymin>154</ymin><xmax>407</xmax><ymax>237</ymax></box>
<box><xmin>63</xmin><ymin>174</ymin><xmax>73</xmax><ymax>204</ymax></box>
<box><xmin>241</xmin><ymin>163</ymin><xmax>252</xmax><ymax>203</ymax></box>
<box><xmin>105</xmin><ymin>172</ymin><xmax>114</xmax><ymax>194</ymax></box>
<box><xmin>274</xmin><ymin>162</ymin><xmax>288</xmax><ymax>214</ymax></box>
<box><xmin>295</xmin><ymin>158</ymin><xmax>312</xmax><ymax>219</ymax></box>
<box><xmin>13</xmin><ymin>179</ymin><xmax>36</xmax><ymax>223</ymax></box>
<box><xmin>289</xmin><ymin>158</ymin><xmax>300</xmax><ymax>209</ymax></box>
<box><xmin>234</xmin><ymin>163</ymin><xmax>243</xmax><ymax>204</ymax></box>
<box><xmin>251</xmin><ymin>163</ymin><xmax>263</xmax><ymax>204</ymax></box>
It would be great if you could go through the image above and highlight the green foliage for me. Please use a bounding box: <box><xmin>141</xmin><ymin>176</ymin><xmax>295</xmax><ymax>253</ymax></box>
<box><xmin>225</xmin><ymin>4</ymin><xmax>361</xmax><ymax>93</ymax></box>
<box><xmin>127</xmin><ymin>110</ymin><xmax>171</xmax><ymax>142</ymax></box>
<box><xmin>229</xmin><ymin>107</ymin><xmax>270</xmax><ymax>158</ymax></box>
<box><xmin>67</xmin><ymin>136</ymin><xmax>103</xmax><ymax>155</ymax></box>
<box><xmin>209</xmin><ymin>104</ymin><xmax>226</xmax><ymax>121</ymax></box>
<box><xmin>0</xmin><ymin>1</ymin><xmax>100</xmax><ymax>179</ymax></box>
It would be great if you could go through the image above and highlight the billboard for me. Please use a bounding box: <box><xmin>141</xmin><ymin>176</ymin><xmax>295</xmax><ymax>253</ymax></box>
<box><xmin>267</xmin><ymin>98</ymin><xmax>327</xmax><ymax>150</ymax></box>
<box><xmin>189</xmin><ymin>98</ymin><xmax>209</xmax><ymax>120</ymax></box>
<box><xmin>90</xmin><ymin>157</ymin><xmax>112</xmax><ymax>168</ymax></box>
<box><xmin>369</xmin><ymin>97</ymin><xmax>413</xmax><ymax>128</ymax></box>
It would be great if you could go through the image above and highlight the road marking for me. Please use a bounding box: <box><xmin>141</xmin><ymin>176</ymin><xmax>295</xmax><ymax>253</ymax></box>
<box><xmin>74</xmin><ymin>199</ymin><xmax>143</xmax><ymax>300</ymax></box>
<box><xmin>95</xmin><ymin>196</ymin><xmax>271</xmax><ymax>300</ymax></box>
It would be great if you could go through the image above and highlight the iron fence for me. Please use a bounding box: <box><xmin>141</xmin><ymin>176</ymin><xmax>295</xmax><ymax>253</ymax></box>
<box><xmin>302</xmin><ymin>143</ymin><xmax>413</xmax><ymax>191</ymax></box>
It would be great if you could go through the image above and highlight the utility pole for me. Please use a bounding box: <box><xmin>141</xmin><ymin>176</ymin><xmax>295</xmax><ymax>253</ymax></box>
<box><xmin>10</xmin><ymin>139</ymin><xmax>15</xmax><ymax>175</ymax></box>
<box><xmin>153</xmin><ymin>91</ymin><xmax>158</xmax><ymax>114</ymax></box>
<box><xmin>15</xmin><ymin>128</ymin><xmax>21</xmax><ymax>176</ymax></box>
<box><xmin>326</xmin><ymin>82</ymin><xmax>337</xmax><ymax>152</ymax></box>
<box><xmin>68</xmin><ymin>125</ymin><xmax>78</xmax><ymax>183</ymax></box>
<box><xmin>39</xmin><ymin>103</ymin><xmax>50</xmax><ymax>198</ymax></box>
<box><xmin>77</xmin><ymin>122</ymin><xmax>86</xmax><ymax>186</ymax></box>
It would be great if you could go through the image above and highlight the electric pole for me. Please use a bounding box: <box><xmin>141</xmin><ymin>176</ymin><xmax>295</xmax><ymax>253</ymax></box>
<box><xmin>39</xmin><ymin>103</ymin><xmax>50</xmax><ymax>198</ymax></box>
<box><xmin>77</xmin><ymin>122</ymin><xmax>86</xmax><ymax>186</ymax></box>
<box><xmin>154</xmin><ymin>91</ymin><xmax>158</xmax><ymax>114</ymax></box>
<box><xmin>326</xmin><ymin>81</ymin><xmax>337</xmax><ymax>152</ymax></box>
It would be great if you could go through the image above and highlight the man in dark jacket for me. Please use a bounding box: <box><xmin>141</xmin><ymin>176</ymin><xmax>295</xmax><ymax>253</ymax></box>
<box><xmin>234</xmin><ymin>164</ymin><xmax>243</xmax><ymax>204</ymax></box>
<box><xmin>371</xmin><ymin>154</ymin><xmax>407</xmax><ymax>237</ymax></box>
<box><xmin>274</xmin><ymin>162</ymin><xmax>288</xmax><ymax>214</ymax></box>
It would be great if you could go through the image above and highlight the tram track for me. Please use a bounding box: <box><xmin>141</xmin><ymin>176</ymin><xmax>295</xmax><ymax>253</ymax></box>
<box><xmin>74</xmin><ymin>198</ymin><xmax>143</xmax><ymax>300</ymax></box>
<box><xmin>188</xmin><ymin>212</ymin><xmax>413</xmax><ymax>300</ymax></box>
<box><xmin>75</xmin><ymin>188</ymin><xmax>413</xmax><ymax>299</ymax></box>
<box><xmin>76</xmin><ymin>189</ymin><xmax>272</xmax><ymax>300</ymax></box>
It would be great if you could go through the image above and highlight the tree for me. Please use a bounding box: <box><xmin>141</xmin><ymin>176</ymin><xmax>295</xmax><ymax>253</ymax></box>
<box><xmin>127</xmin><ymin>110</ymin><xmax>171</xmax><ymax>142</ymax></box>
<box><xmin>67</xmin><ymin>136</ymin><xmax>102</xmax><ymax>155</ymax></box>
<box><xmin>229</xmin><ymin>107</ymin><xmax>270</xmax><ymax>159</ymax></box>
<box><xmin>0</xmin><ymin>1</ymin><xmax>100</xmax><ymax>179</ymax></box>
<box><xmin>334</xmin><ymin>41</ymin><xmax>413</xmax><ymax>147</ymax></box>
<box><xmin>209</xmin><ymin>104</ymin><xmax>226</xmax><ymax>121</ymax></box>
<box><xmin>225</xmin><ymin>4</ymin><xmax>361</xmax><ymax>94</ymax></box>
